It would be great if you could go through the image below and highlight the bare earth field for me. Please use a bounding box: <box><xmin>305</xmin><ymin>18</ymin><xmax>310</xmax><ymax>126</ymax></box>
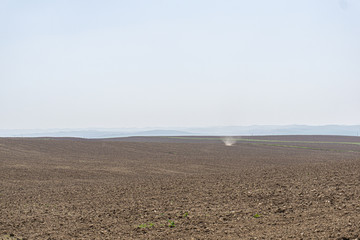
<box><xmin>1</xmin><ymin>136</ymin><xmax>360</xmax><ymax>239</ymax></box>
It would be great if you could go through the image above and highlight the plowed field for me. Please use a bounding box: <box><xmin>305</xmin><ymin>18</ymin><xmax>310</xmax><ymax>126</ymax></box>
<box><xmin>1</xmin><ymin>136</ymin><xmax>360</xmax><ymax>239</ymax></box>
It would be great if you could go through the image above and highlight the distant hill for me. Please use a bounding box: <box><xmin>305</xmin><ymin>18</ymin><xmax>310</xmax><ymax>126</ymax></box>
<box><xmin>0</xmin><ymin>125</ymin><xmax>359</xmax><ymax>138</ymax></box>
<box><xmin>0</xmin><ymin>129</ymin><xmax>193</xmax><ymax>138</ymax></box>
<box><xmin>186</xmin><ymin>125</ymin><xmax>360</xmax><ymax>136</ymax></box>
<box><xmin>130</xmin><ymin>130</ymin><xmax>193</xmax><ymax>136</ymax></box>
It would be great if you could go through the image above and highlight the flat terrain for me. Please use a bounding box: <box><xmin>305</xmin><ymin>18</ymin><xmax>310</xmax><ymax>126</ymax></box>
<box><xmin>1</xmin><ymin>136</ymin><xmax>360</xmax><ymax>239</ymax></box>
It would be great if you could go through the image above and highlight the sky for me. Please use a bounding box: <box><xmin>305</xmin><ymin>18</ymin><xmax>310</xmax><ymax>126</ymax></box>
<box><xmin>1</xmin><ymin>0</ymin><xmax>359</xmax><ymax>129</ymax></box>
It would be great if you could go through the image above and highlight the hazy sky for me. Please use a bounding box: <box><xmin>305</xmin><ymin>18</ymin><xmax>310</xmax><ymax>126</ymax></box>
<box><xmin>1</xmin><ymin>0</ymin><xmax>359</xmax><ymax>129</ymax></box>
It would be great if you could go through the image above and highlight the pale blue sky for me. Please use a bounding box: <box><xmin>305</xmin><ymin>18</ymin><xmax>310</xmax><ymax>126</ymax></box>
<box><xmin>1</xmin><ymin>0</ymin><xmax>359</xmax><ymax>129</ymax></box>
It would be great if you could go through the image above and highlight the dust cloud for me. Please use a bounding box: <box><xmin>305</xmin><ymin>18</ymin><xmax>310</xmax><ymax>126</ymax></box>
<box><xmin>221</xmin><ymin>136</ymin><xmax>237</xmax><ymax>146</ymax></box>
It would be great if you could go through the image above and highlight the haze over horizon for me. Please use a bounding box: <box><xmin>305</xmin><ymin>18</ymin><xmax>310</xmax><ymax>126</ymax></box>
<box><xmin>1</xmin><ymin>0</ymin><xmax>359</xmax><ymax>129</ymax></box>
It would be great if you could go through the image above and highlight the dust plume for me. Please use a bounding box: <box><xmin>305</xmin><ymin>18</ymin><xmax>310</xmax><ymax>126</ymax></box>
<box><xmin>221</xmin><ymin>136</ymin><xmax>237</xmax><ymax>146</ymax></box>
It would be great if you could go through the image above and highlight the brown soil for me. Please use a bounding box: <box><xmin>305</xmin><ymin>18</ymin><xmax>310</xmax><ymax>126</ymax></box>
<box><xmin>1</xmin><ymin>136</ymin><xmax>360</xmax><ymax>239</ymax></box>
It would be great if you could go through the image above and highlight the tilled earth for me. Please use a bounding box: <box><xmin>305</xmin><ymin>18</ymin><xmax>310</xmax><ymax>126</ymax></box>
<box><xmin>1</xmin><ymin>136</ymin><xmax>360</xmax><ymax>239</ymax></box>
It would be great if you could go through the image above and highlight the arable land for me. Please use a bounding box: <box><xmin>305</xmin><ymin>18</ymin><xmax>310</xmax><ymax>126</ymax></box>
<box><xmin>1</xmin><ymin>136</ymin><xmax>360</xmax><ymax>239</ymax></box>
